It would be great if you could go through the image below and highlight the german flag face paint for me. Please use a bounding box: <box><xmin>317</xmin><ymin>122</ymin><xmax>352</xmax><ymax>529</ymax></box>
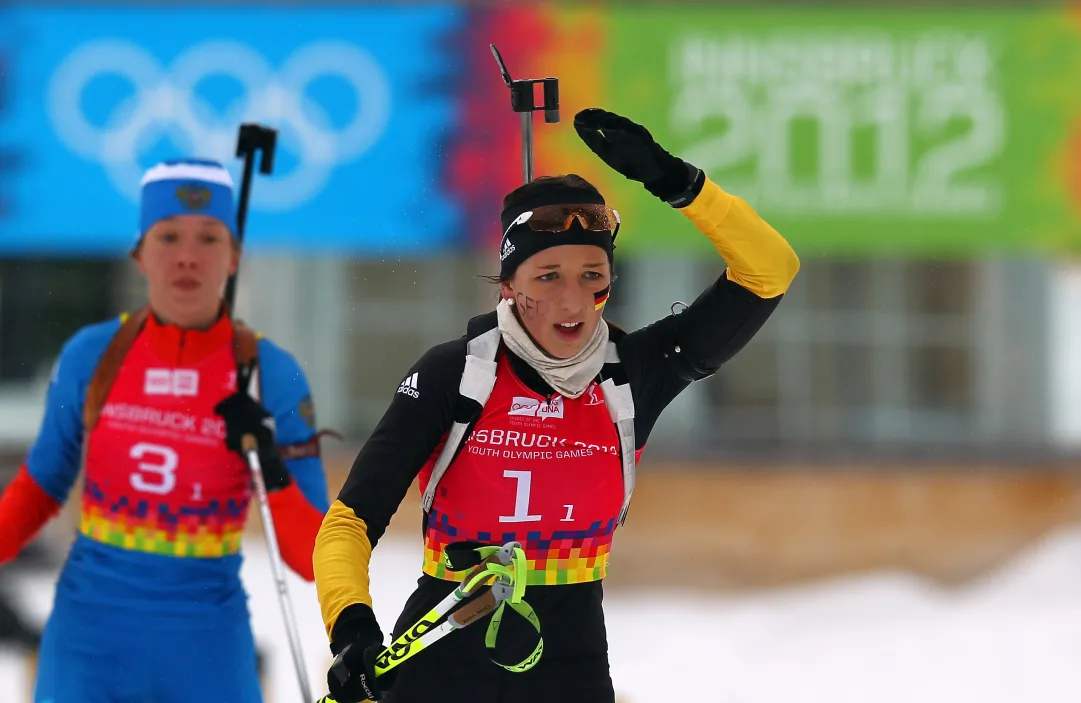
<box><xmin>594</xmin><ymin>284</ymin><xmax>611</xmax><ymax>311</ymax></box>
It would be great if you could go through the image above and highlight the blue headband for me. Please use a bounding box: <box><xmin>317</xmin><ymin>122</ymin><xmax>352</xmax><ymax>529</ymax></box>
<box><xmin>138</xmin><ymin>158</ymin><xmax>238</xmax><ymax>243</ymax></box>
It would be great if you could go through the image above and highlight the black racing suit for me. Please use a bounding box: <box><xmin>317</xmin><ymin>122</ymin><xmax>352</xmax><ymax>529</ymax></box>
<box><xmin>314</xmin><ymin>177</ymin><xmax>800</xmax><ymax>702</ymax></box>
<box><xmin>349</xmin><ymin>279</ymin><xmax>779</xmax><ymax>702</ymax></box>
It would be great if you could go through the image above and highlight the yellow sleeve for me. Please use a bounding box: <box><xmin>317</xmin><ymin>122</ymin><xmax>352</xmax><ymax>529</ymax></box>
<box><xmin>679</xmin><ymin>177</ymin><xmax>800</xmax><ymax>298</ymax></box>
<box><xmin>313</xmin><ymin>499</ymin><xmax>374</xmax><ymax>640</ymax></box>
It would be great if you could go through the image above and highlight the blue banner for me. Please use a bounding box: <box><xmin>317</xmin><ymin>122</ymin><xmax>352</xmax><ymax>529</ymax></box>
<box><xmin>0</xmin><ymin>5</ymin><xmax>464</xmax><ymax>255</ymax></box>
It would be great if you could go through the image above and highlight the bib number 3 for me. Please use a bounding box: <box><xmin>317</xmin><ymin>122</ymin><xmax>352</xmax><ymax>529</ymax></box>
<box><xmin>129</xmin><ymin>442</ymin><xmax>179</xmax><ymax>496</ymax></box>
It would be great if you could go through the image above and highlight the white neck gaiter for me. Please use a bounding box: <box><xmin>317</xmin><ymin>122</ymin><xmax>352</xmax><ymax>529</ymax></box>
<box><xmin>495</xmin><ymin>298</ymin><xmax>609</xmax><ymax>399</ymax></box>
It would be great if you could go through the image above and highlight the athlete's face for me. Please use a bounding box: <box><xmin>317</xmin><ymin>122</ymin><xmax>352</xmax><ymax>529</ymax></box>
<box><xmin>501</xmin><ymin>244</ymin><xmax>611</xmax><ymax>359</ymax></box>
<box><xmin>134</xmin><ymin>215</ymin><xmax>238</xmax><ymax>329</ymax></box>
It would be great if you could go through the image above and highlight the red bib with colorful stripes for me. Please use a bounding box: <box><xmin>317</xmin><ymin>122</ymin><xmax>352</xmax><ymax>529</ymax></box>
<box><xmin>80</xmin><ymin>317</ymin><xmax>250</xmax><ymax>558</ymax></box>
<box><xmin>420</xmin><ymin>352</ymin><xmax>625</xmax><ymax>586</ymax></box>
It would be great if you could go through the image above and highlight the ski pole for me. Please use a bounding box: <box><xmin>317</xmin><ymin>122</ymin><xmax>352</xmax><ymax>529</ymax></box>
<box><xmin>316</xmin><ymin>542</ymin><xmax>529</xmax><ymax>703</ymax></box>
<box><xmin>226</xmin><ymin>123</ymin><xmax>277</xmax><ymax>310</ymax></box>
<box><xmin>226</xmin><ymin>122</ymin><xmax>312</xmax><ymax>703</ymax></box>
<box><xmin>489</xmin><ymin>44</ymin><xmax>560</xmax><ymax>184</ymax></box>
<box><xmin>243</xmin><ymin>434</ymin><xmax>313</xmax><ymax>703</ymax></box>
<box><xmin>372</xmin><ymin>541</ymin><xmax>525</xmax><ymax>677</ymax></box>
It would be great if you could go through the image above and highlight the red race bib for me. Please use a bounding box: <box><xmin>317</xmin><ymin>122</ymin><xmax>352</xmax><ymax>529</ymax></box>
<box><xmin>420</xmin><ymin>353</ymin><xmax>625</xmax><ymax>586</ymax></box>
<box><xmin>80</xmin><ymin>332</ymin><xmax>249</xmax><ymax>558</ymax></box>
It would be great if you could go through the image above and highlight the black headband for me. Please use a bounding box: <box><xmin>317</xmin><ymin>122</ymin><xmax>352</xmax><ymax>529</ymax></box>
<box><xmin>498</xmin><ymin>184</ymin><xmax>614</xmax><ymax>278</ymax></box>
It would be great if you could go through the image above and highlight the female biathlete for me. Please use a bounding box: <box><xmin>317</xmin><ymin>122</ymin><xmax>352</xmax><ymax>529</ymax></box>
<box><xmin>0</xmin><ymin>158</ymin><xmax>329</xmax><ymax>702</ymax></box>
<box><xmin>314</xmin><ymin>109</ymin><xmax>800</xmax><ymax>703</ymax></box>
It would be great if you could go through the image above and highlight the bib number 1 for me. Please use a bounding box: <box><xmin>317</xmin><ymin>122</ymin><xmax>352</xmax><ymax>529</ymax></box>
<box><xmin>498</xmin><ymin>470</ymin><xmax>542</xmax><ymax>523</ymax></box>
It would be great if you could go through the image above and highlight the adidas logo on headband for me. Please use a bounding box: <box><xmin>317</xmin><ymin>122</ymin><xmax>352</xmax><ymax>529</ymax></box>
<box><xmin>500</xmin><ymin>237</ymin><xmax>516</xmax><ymax>261</ymax></box>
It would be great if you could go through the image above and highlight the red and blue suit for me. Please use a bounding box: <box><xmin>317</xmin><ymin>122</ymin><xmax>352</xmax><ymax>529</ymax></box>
<box><xmin>0</xmin><ymin>311</ymin><xmax>329</xmax><ymax>703</ymax></box>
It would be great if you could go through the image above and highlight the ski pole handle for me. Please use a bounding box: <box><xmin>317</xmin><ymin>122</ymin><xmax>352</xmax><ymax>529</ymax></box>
<box><xmin>489</xmin><ymin>44</ymin><xmax>559</xmax><ymax>185</ymax></box>
<box><xmin>226</xmin><ymin>122</ymin><xmax>277</xmax><ymax>312</ymax></box>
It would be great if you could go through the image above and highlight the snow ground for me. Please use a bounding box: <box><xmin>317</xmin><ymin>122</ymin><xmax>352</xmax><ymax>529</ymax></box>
<box><xmin>1</xmin><ymin>525</ymin><xmax>1079</xmax><ymax>702</ymax></box>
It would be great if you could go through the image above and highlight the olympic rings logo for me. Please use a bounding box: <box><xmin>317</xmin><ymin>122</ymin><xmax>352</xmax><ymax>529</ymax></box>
<box><xmin>46</xmin><ymin>39</ymin><xmax>392</xmax><ymax>210</ymax></box>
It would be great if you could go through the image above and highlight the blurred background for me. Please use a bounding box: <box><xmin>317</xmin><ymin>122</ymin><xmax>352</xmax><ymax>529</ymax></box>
<box><xmin>1</xmin><ymin>0</ymin><xmax>1080</xmax><ymax>701</ymax></box>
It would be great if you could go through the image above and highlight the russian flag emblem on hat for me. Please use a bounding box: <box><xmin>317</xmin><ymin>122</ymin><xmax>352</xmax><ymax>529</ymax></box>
<box><xmin>138</xmin><ymin>158</ymin><xmax>238</xmax><ymax>242</ymax></box>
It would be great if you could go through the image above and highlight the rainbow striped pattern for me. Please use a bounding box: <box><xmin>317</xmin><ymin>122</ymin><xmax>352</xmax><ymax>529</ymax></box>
<box><xmin>422</xmin><ymin>508</ymin><xmax>618</xmax><ymax>585</ymax></box>
<box><xmin>79</xmin><ymin>480</ymin><xmax>249</xmax><ymax>558</ymax></box>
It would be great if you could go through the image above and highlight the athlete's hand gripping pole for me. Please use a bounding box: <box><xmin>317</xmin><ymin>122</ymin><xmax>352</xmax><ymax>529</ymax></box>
<box><xmin>315</xmin><ymin>541</ymin><xmax>536</xmax><ymax>703</ymax></box>
<box><xmin>242</xmin><ymin>433</ymin><xmax>313</xmax><ymax>703</ymax></box>
<box><xmin>490</xmin><ymin>44</ymin><xmax>559</xmax><ymax>184</ymax></box>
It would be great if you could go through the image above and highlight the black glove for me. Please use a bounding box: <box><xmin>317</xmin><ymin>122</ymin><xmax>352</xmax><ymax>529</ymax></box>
<box><xmin>213</xmin><ymin>360</ymin><xmax>291</xmax><ymax>492</ymax></box>
<box><xmin>574</xmin><ymin>107</ymin><xmax>705</xmax><ymax>207</ymax></box>
<box><xmin>327</xmin><ymin>604</ymin><xmax>392</xmax><ymax>703</ymax></box>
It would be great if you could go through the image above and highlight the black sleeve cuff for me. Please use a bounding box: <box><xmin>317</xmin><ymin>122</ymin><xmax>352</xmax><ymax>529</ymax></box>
<box><xmin>664</xmin><ymin>164</ymin><xmax>706</xmax><ymax>208</ymax></box>
<box><xmin>329</xmin><ymin>603</ymin><xmax>383</xmax><ymax>656</ymax></box>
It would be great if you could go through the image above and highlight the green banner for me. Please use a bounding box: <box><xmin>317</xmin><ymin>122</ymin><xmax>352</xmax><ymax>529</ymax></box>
<box><xmin>552</xmin><ymin>6</ymin><xmax>1081</xmax><ymax>256</ymax></box>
